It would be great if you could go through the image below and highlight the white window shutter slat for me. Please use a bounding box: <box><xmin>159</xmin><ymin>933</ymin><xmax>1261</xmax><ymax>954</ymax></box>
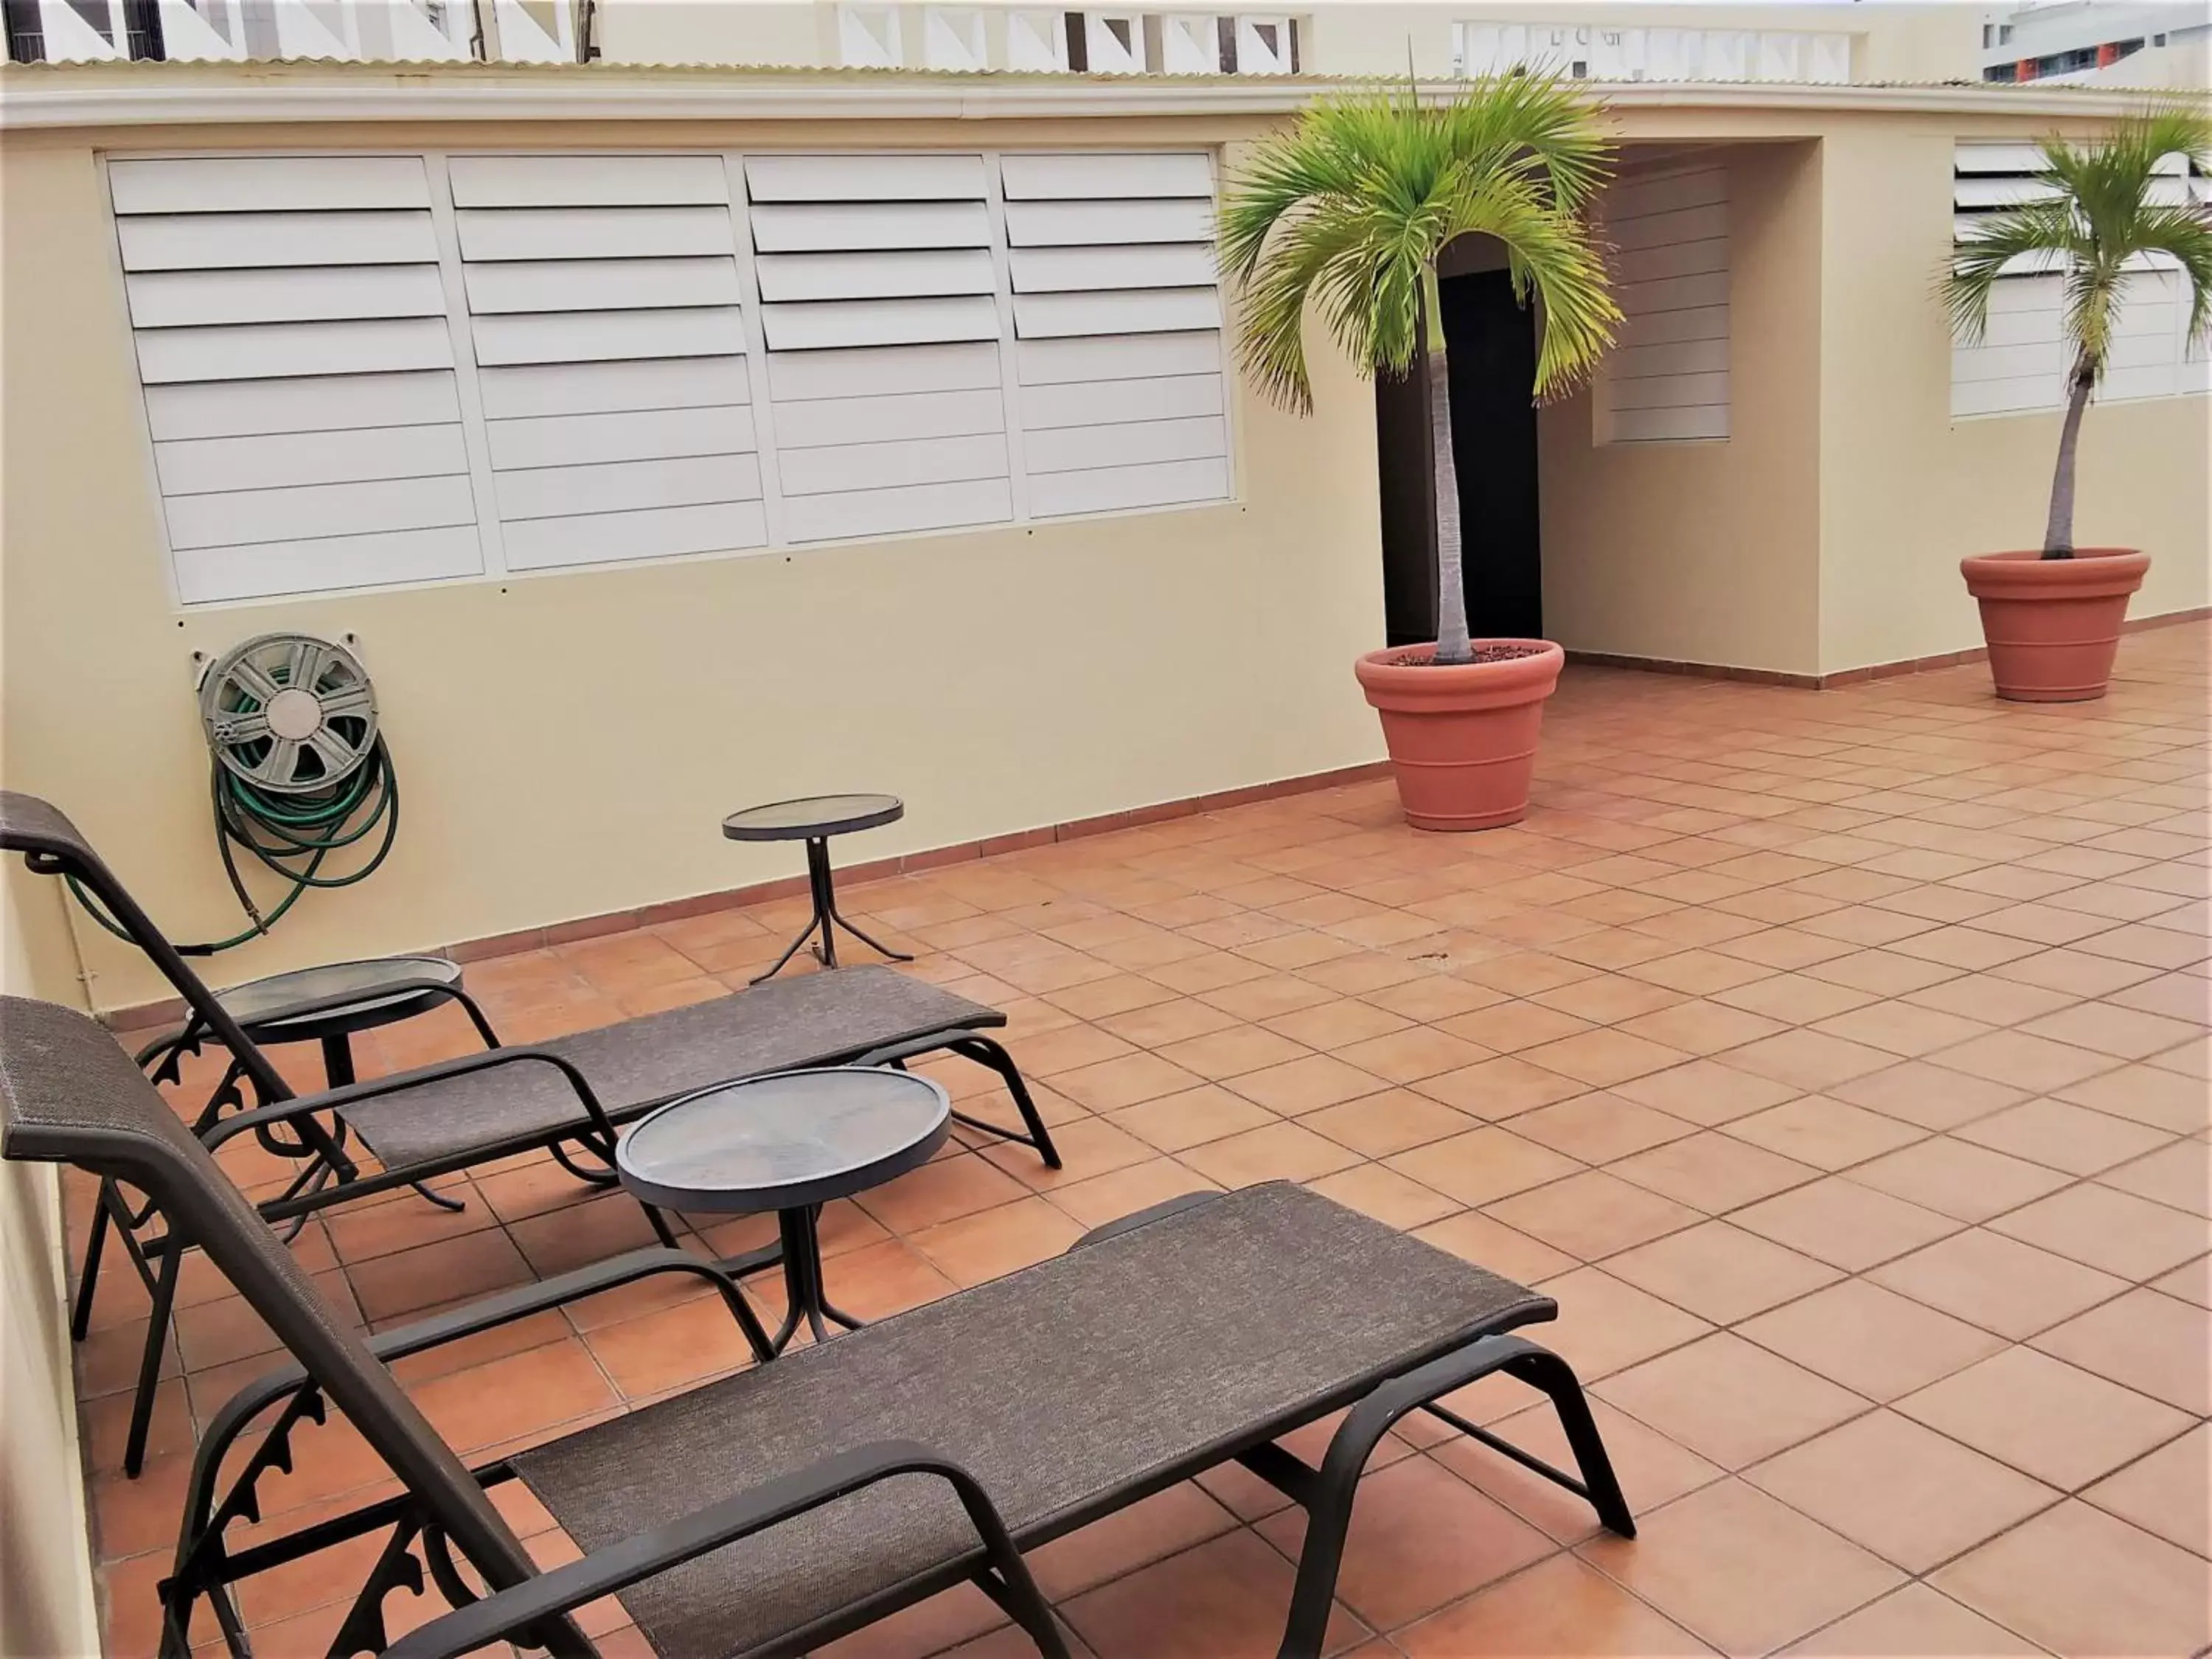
<box><xmin>754</xmin><ymin>156</ymin><xmax>1015</xmax><ymax>541</ymax></box>
<box><xmin>998</xmin><ymin>153</ymin><xmax>1231</xmax><ymax>518</ymax></box>
<box><xmin>111</xmin><ymin>156</ymin><xmax>483</xmax><ymax>602</ymax></box>
<box><xmin>453</xmin><ymin>153</ymin><xmax>763</xmax><ymax>570</ymax></box>
<box><xmin>1599</xmin><ymin>164</ymin><xmax>1731</xmax><ymax>443</ymax></box>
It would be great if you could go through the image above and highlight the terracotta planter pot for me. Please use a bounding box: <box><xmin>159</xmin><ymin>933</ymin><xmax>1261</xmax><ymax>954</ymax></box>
<box><xmin>1354</xmin><ymin>641</ymin><xmax>1564</xmax><ymax>831</ymax></box>
<box><xmin>1960</xmin><ymin>548</ymin><xmax>2149</xmax><ymax>703</ymax></box>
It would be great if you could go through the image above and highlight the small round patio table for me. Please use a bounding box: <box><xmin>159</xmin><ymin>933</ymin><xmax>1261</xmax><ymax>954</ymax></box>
<box><xmin>202</xmin><ymin>955</ymin><xmax>500</xmax><ymax>1214</ymax></box>
<box><xmin>213</xmin><ymin>955</ymin><xmax>496</xmax><ymax>1090</ymax></box>
<box><xmin>617</xmin><ymin>1067</ymin><xmax>950</xmax><ymax>1354</ymax></box>
<box><xmin>723</xmin><ymin>793</ymin><xmax>913</xmax><ymax>983</ymax></box>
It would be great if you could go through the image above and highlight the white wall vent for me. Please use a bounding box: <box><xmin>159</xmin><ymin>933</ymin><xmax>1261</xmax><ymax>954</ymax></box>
<box><xmin>1596</xmin><ymin>164</ymin><xmax>1731</xmax><ymax>442</ymax></box>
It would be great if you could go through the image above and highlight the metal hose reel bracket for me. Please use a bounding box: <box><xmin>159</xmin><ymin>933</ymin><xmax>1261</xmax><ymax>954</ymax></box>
<box><xmin>198</xmin><ymin>633</ymin><xmax>380</xmax><ymax>796</ymax></box>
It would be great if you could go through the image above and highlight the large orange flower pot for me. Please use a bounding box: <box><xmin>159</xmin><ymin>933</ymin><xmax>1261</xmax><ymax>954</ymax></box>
<box><xmin>1960</xmin><ymin>548</ymin><xmax>2149</xmax><ymax>703</ymax></box>
<box><xmin>1354</xmin><ymin>641</ymin><xmax>1564</xmax><ymax>831</ymax></box>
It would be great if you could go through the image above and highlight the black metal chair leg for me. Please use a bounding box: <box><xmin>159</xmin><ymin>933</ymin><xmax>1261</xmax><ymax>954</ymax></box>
<box><xmin>1274</xmin><ymin>1335</ymin><xmax>1632</xmax><ymax>1658</ymax></box>
<box><xmin>72</xmin><ymin>1182</ymin><xmax>114</xmax><ymax>1341</ymax></box>
<box><xmin>1502</xmin><ymin>1346</ymin><xmax>1636</xmax><ymax>1538</ymax></box>
<box><xmin>124</xmin><ymin>1243</ymin><xmax>183</xmax><ymax>1478</ymax></box>
<box><xmin>448</xmin><ymin>987</ymin><xmax>503</xmax><ymax>1050</ymax></box>
<box><xmin>950</xmin><ymin>1036</ymin><xmax>1062</xmax><ymax>1168</ymax></box>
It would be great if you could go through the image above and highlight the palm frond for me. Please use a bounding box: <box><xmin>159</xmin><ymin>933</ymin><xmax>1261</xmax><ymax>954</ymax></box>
<box><xmin>1942</xmin><ymin>198</ymin><xmax>2080</xmax><ymax>343</ymax></box>
<box><xmin>2131</xmin><ymin>203</ymin><xmax>2212</xmax><ymax>349</ymax></box>
<box><xmin>1950</xmin><ymin>103</ymin><xmax>2212</xmax><ymax>372</ymax></box>
<box><xmin>1218</xmin><ymin>74</ymin><xmax>1618</xmax><ymax>411</ymax></box>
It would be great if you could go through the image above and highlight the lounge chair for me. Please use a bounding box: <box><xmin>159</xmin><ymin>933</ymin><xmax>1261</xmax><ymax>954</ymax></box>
<box><xmin>0</xmin><ymin>790</ymin><xmax>1057</xmax><ymax>1475</ymax></box>
<box><xmin>1</xmin><ymin>994</ymin><xmax>1633</xmax><ymax>1659</ymax></box>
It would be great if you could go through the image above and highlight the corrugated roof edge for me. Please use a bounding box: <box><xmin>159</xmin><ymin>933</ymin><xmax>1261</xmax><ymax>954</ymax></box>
<box><xmin>2</xmin><ymin>58</ymin><xmax>2200</xmax><ymax>131</ymax></box>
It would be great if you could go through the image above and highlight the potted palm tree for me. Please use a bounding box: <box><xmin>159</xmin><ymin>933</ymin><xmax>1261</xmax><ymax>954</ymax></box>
<box><xmin>1220</xmin><ymin>77</ymin><xmax>1618</xmax><ymax>830</ymax></box>
<box><xmin>1946</xmin><ymin>106</ymin><xmax>2211</xmax><ymax>703</ymax></box>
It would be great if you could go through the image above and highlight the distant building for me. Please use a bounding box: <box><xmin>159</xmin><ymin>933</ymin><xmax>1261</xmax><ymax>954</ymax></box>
<box><xmin>1977</xmin><ymin>0</ymin><xmax>2212</xmax><ymax>86</ymax></box>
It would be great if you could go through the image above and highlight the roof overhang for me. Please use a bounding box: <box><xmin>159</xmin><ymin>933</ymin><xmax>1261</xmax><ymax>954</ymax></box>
<box><xmin>1</xmin><ymin>62</ymin><xmax>2196</xmax><ymax>133</ymax></box>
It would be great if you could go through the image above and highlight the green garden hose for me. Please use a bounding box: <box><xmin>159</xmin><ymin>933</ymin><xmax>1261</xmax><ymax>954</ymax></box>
<box><xmin>66</xmin><ymin>738</ymin><xmax>400</xmax><ymax>957</ymax></box>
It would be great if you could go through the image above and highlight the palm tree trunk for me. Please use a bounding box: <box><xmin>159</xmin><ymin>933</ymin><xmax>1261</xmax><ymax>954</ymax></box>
<box><xmin>2042</xmin><ymin>352</ymin><xmax>2095</xmax><ymax>560</ymax></box>
<box><xmin>1428</xmin><ymin>341</ymin><xmax>1473</xmax><ymax>665</ymax></box>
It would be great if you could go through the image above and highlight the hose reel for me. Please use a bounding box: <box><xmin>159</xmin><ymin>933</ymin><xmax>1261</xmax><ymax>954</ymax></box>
<box><xmin>200</xmin><ymin>633</ymin><xmax>380</xmax><ymax>796</ymax></box>
<box><xmin>69</xmin><ymin>632</ymin><xmax>402</xmax><ymax>956</ymax></box>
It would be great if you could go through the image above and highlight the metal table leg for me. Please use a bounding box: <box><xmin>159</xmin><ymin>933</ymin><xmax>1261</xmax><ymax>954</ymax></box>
<box><xmin>764</xmin><ymin>1205</ymin><xmax>863</xmax><ymax>1355</ymax></box>
<box><xmin>751</xmin><ymin>835</ymin><xmax>911</xmax><ymax>983</ymax></box>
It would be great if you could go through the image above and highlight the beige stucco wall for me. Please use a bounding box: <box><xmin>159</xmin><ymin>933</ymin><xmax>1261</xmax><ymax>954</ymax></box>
<box><xmin>0</xmin><ymin>876</ymin><xmax>103</xmax><ymax>1659</ymax></box>
<box><xmin>0</xmin><ymin>117</ymin><xmax>1385</xmax><ymax>1016</ymax></box>
<box><xmin>1540</xmin><ymin>139</ymin><xmax>1826</xmax><ymax>676</ymax></box>
<box><xmin>1817</xmin><ymin>116</ymin><xmax>2212</xmax><ymax>675</ymax></box>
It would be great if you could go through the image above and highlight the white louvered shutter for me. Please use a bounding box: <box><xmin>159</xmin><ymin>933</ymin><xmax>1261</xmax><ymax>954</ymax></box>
<box><xmin>1951</xmin><ymin>144</ymin><xmax>2208</xmax><ymax>417</ymax></box>
<box><xmin>1599</xmin><ymin>165</ymin><xmax>1730</xmax><ymax>442</ymax></box>
<box><xmin>111</xmin><ymin>156</ymin><xmax>481</xmax><ymax>605</ymax></box>
<box><xmin>1001</xmin><ymin>153</ymin><xmax>1231</xmax><ymax>517</ymax></box>
<box><xmin>748</xmin><ymin>153</ymin><xmax>1013</xmax><ymax>543</ymax></box>
<box><xmin>451</xmin><ymin>154</ymin><xmax>764</xmax><ymax>571</ymax></box>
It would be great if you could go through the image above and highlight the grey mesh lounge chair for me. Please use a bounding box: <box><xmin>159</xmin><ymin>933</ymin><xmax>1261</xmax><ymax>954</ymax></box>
<box><xmin>2</xmin><ymin>993</ymin><xmax>1635</xmax><ymax>1659</ymax></box>
<box><xmin>0</xmin><ymin>790</ymin><xmax>1058</xmax><ymax>1476</ymax></box>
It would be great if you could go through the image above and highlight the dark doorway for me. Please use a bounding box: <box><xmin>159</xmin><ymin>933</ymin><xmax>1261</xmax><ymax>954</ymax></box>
<box><xmin>1374</xmin><ymin>268</ymin><xmax>1543</xmax><ymax>644</ymax></box>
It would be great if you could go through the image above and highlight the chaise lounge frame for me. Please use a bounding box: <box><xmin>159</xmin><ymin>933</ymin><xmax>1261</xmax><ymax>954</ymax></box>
<box><xmin>0</xmin><ymin>790</ymin><xmax>1058</xmax><ymax>1477</ymax></box>
<box><xmin>1</xmin><ymin>992</ymin><xmax>1635</xmax><ymax>1659</ymax></box>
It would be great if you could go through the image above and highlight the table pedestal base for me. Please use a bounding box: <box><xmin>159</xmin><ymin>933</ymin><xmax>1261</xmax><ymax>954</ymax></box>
<box><xmin>763</xmin><ymin>1206</ymin><xmax>863</xmax><ymax>1354</ymax></box>
<box><xmin>751</xmin><ymin>837</ymin><xmax>914</xmax><ymax>984</ymax></box>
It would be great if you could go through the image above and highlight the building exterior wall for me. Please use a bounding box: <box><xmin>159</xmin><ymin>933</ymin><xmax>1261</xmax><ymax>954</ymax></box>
<box><xmin>1540</xmin><ymin>139</ymin><xmax>1826</xmax><ymax>676</ymax></box>
<box><xmin>590</xmin><ymin>0</ymin><xmax>1987</xmax><ymax>80</ymax></box>
<box><xmin>0</xmin><ymin>117</ymin><xmax>1385</xmax><ymax>1015</ymax></box>
<box><xmin>599</xmin><ymin>0</ymin><xmax>832</xmax><ymax>68</ymax></box>
<box><xmin>0</xmin><ymin>74</ymin><xmax>2205</xmax><ymax>1012</ymax></box>
<box><xmin>1816</xmin><ymin>114</ymin><xmax>2211</xmax><ymax>676</ymax></box>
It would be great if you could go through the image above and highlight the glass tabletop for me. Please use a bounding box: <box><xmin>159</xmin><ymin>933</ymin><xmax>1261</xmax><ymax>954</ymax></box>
<box><xmin>618</xmin><ymin>1067</ymin><xmax>949</xmax><ymax>1211</ymax></box>
<box><xmin>216</xmin><ymin>956</ymin><xmax>463</xmax><ymax>1031</ymax></box>
<box><xmin>722</xmin><ymin>793</ymin><xmax>904</xmax><ymax>842</ymax></box>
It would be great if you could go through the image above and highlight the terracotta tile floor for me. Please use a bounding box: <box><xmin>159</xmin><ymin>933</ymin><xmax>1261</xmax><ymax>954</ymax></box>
<box><xmin>75</xmin><ymin>626</ymin><xmax>2210</xmax><ymax>1658</ymax></box>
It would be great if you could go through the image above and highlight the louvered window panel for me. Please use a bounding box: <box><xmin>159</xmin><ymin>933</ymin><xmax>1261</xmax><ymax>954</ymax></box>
<box><xmin>1597</xmin><ymin>164</ymin><xmax>1731</xmax><ymax>442</ymax></box>
<box><xmin>111</xmin><ymin>145</ymin><xmax>1242</xmax><ymax>605</ymax></box>
<box><xmin>1950</xmin><ymin>143</ymin><xmax>2209</xmax><ymax>418</ymax></box>
<box><xmin>747</xmin><ymin>153</ymin><xmax>1012</xmax><ymax>543</ymax></box>
<box><xmin>451</xmin><ymin>154</ymin><xmax>765</xmax><ymax>570</ymax></box>
<box><xmin>111</xmin><ymin>156</ymin><xmax>481</xmax><ymax>605</ymax></box>
<box><xmin>1001</xmin><ymin>152</ymin><xmax>1231</xmax><ymax>517</ymax></box>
